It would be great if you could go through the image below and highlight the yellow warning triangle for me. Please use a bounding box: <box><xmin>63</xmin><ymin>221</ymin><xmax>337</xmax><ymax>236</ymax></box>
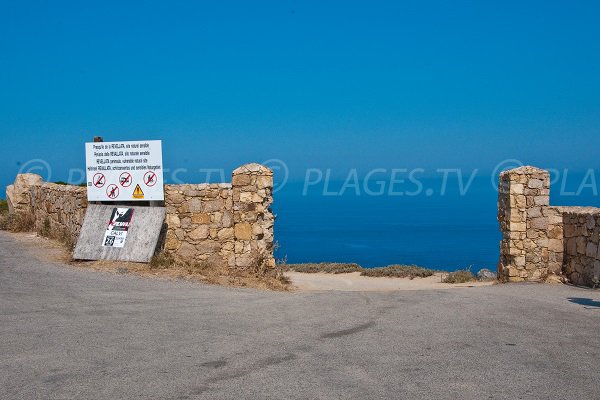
<box><xmin>132</xmin><ymin>184</ymin><xmax>145</xmax><ymax>199</ymax></box>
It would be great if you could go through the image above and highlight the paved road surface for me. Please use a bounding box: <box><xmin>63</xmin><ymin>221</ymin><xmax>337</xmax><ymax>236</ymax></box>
<box><xmin>1</xmin><ymin>231</ymin><xmax>599</xmax><ymax>399</ymax></box>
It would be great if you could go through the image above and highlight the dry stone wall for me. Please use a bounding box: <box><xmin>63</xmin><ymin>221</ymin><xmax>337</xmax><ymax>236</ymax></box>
<box><xmin>6</xmin><ymin>163</ymin><xmax>275</xmax><ymax>270</ymax></box>
<box><xmin>6</xmin><ymin>173</ymin><xmax>88</xmax><ymax>244</ymax></box>
<box><xmin>31</xmin><ymin>183</ymin><xmax>88</xmax><ymax>244</ymax></box>
<box><xmin>498</xmin><ymin>166</ymin><xmax>599</xmax><ymax>286</ymax></box>
<box><xmin>561</xmin><ymin>207</ymin><xmax>600</xmax><ymax>286</ymax></box>
<box><xmin>163</xmin><ymin>183</ymin><xmax>235</xmax><ymax>265</ymax></box>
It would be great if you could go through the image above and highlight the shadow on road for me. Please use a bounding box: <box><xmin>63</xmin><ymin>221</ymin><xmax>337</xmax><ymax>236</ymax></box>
<box><xmin>568</xmin><ymin>297</ymin><xmax>600</xmax><ymax>309</ymax></box>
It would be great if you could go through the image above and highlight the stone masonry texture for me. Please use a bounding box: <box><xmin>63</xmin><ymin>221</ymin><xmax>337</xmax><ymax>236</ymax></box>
<box><xmin>6</xmin><ymin>163</ymin><xmax>275</xmax><ymax>270</ymax></box>
<box><xmin>498</xmin><ymin>166</ymin><xmax>599</xmax><ymax>286</ymax></box>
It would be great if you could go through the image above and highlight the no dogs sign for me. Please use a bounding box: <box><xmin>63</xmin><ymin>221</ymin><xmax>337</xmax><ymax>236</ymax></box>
<box><xmin>85</xmin><ymin>140</ymin><xmax>164</xmax><ymax>201</ymax></box>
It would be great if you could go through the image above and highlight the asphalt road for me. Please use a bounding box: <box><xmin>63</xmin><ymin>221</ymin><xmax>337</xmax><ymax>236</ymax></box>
<box><xmin>1</xmin><ymin>231</ymin><xmax>599</xmax><ymax>400</ymax></box>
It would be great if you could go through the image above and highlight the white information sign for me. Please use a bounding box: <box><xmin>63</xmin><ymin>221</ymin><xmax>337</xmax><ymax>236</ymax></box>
<box><xmin>85</xmin><ymin>140</ymin><xmax>164</xmax><ymax>201</ymax></box>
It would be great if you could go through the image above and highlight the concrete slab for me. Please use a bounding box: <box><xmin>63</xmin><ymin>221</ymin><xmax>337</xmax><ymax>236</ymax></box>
<box><xmin>73</xmin><ymin>204</ymin><xmax>165</xmax><ymax>262</ymax></box>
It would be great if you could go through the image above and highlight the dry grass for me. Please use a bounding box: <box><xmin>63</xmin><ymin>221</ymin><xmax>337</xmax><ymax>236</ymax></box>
<box><xmin>143</xmin><ymin>251</ymin><xmax>291</xmax><ymax>291</ymax></box>
<box><xmin>0</xmin><ymin>212</ymin><xmax>36</xmax><ymax>233</ymax></box>
<box><xmin>149</xmin><ymin>252</ymin><xmax>175</xmax><ymax>269</ymax></box>
<box><xmin>443</xmin><ymin>269</ymin><xmax>476</xmax><ymax>284</ymax></box>
<box><xmin>285</xmin><ymin>262</ymin><xmax>436</xmax><ymax>279</ymax></box>
<box><xmin>285</xmin><ymin>262</ymin><xmax>363</xmax><ymax>274</ymax></box>
<box><xmin>360</xmin><ymin>264</ymin><xmax>435</xmax><ymax>279</ymax></box>
<box><xmin>36</xmin><ymin>217</ymin><xmax>76</xmax><ymax>251</ymax></box>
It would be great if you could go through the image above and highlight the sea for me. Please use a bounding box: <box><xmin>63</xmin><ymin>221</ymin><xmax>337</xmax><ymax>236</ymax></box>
<box><xmin>272</xmin><ymin>174</ymin><xmax>599</xmax><ymax>273</ymax></box>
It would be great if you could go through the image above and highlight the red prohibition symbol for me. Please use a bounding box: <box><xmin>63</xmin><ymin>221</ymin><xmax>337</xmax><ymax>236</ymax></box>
<box><xmin>93</xmin><ymin>173</ymin><xmax>106</xmax><ymax>188</ymax></box>
<box><xmin>119</xmin><ymin>172</ymin><xmax>132</xmax><ymax>187</ymax></box>
<box><xmin>144</xmin><ymin>171</ymin><xmax>157</xmax><ymax>187</ymax></box>
<box><xmin>106</xmin><ymin>184</ymin><xmax>119</xmax><ymax>199</ymax></box>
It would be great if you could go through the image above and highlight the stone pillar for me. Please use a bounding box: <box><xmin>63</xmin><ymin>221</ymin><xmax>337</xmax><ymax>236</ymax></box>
<box><xmin>498</xmin><ymin>166</ymin><xmax>550</xmax><ymax>281</ymax></box>
<box><xmin>232</xmin><ymin>163</ymin><xmax>275</xmax><ymax>269</ymax></box>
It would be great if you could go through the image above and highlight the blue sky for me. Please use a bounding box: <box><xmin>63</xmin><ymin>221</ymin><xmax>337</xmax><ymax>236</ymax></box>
<box><xmin>1</xmin><ymin>0</ymin><xmax>600</xmax><ymax>191</ymax></box>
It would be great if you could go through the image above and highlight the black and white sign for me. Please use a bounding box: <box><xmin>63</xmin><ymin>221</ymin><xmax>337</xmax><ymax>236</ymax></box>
<box><xmin>102</xmin><ymin>208</ymin><xmax>134</xmax><ymax>248</ymax></box>
<box><xmin>85</xmin><ymin>140</ymin><xmax>164</xmax><ymax>201</ymax></box>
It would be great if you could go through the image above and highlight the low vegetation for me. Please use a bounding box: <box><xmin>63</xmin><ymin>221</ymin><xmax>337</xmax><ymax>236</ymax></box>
<box><xmin>0</xmin><ymin>208</ymin><xmax>72</xmax><ymax>252</ymax></box>
<box><xmin>0</xmin><ymin>200</ymin><xmax>35</xmax><ymax>232</ymax></box>
<box><xmin>285</xmin><ymin>262</ymin><xmax>362</xmax><ymax>274</ymax></box>
<box><xmin>0</xmin><ymin>211</ymin><xmax>36</xmax><ymax>233</ymax></box>
<box><xmin>285</xmin><ymin>262</ymin><xmax>436</xmax><ymax>279</ymax></box>
<box><xmin>36</xmin><ymin>217</ymin><xmax>76</xmax><ymax>251</ymax></box>
<box><xmin>53</xmin><ymin>181</ymin><xmax>87</xmax><ymax>187</ymax></box>
<box><xmin>360</xmin><ymin>264</ymin><xmax>435</xmax><ymax>279</ymax></box>
<box><xmin>442</xmin><ymin>269</ymin><xmax>476</xmax><ymax>284</ymax></box>
<box><xmin>147</xmin><ymin>251</ymin><xmax>291</xmax><ymax>291</ymax></box>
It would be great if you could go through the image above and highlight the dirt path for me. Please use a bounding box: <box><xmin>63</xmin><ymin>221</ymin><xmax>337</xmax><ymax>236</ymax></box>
<box><xmin>286</xmin><ymin>271</ymin><xmax>495</xmax><ymax>291</ymax></box>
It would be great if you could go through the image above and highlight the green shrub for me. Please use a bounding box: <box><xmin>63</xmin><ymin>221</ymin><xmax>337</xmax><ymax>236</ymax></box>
<box><xmin>149</xmin><ymin>253</ymin><xmax>175</xmax><ymax>269</ymax></box>
<box><xmin>40</xmin><ymin>218</ymin><xmax>51</xmax><ymax>237</ymax></box>
<box><xmin>286</xmin><ymin>263</ymin><xmax>363</xmax><ymax>274</ymax></box>
<box><xmin>286</xmin><ymin>262</ymin><xmax>436</xmax><ymax>279</ymax></box>
<box><xmin>361</xmin><ymin>264</ymin><xmax>435</xmax><ymax>279</ymax></box>
<box><xmin>53</xmin><ymin>181</ymin><xmax>86</xmax><ymax>187</ymax></box>
<box><xmin>443</xmin><ymin>269</ymin><xmax>476</xmax><ymax>284</ymax></box>
<box><xmin>0</xmin><ymin>199</ymin><xmax>8</xmax><ymax>213</ymax></box>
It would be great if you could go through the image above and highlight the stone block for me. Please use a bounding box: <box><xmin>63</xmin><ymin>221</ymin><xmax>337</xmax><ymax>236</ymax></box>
<box><xmin>527</xmin><ymin>207</ymin><xmax>542</xmax><ymax>218</ymax></box>
<box><xmin>256</xmin><ymin>175</ymin><xmax>272</xmax><ymax>189</ymax></box>
<box><xmin>218</xmin><ymin>228</ymin><xmax>234</xmax><ymax>240</ymax></box>
<box><xmin>232</xmin><ymin>174</ymin><xmax>252</xmax><ymax>186</ymax></box>
<box><xmin>529</xmin><ymin>217</ymin><xmax>548</xmax><ymax>230</ymax></box>
<box><xmin>514</xmin><ymin>256</ymin><xmax>526</xmax><ymax>267</ymax></box>
<box><xmin>511</xmin><ymin>222</ymin><xmax>527</xmax><ymax>232</ymax></box>
<box><xmin>191</xmin><ymin>213</ymin><xmax>211</xmax><ymax>224</ymax></box>
<box><xmin>202</xmin><ymin>199</ymin><xmax>224</xmax><ymax>213</ymax></box>
<box><xmin>534</xmin><ymin>196</ymin><xmax>549</xmax><ymax>206</ymax></box>
<box><xmin>511</xmin><ymin>183</ymin><xmax>524</xmax><ymax>194</ymax></box>
<box><xmin>548</xmin><ymin>239</ymin><xmax>564</xmax><ymax>252</ymax></box>
<box><xmin>188</xmin><ymin>198</ymin><xmax>202</xmax><ymax>213</ymax></box>
<box><xmin>189</xmin><ymin>225</ymin><xmax>210</xmax><ymax>241</ymax></box>
<box><xmin>177</xmin><ymin>243</ymin><xmax>196</xmax><ymax>259</ymax></box>
<box><xmin>586</xmin><ymin>242</ymin><xmax>598</xmax><ymax>258</ymax></box>
<box><xmin>222</xmin><ymin>211</ymin><xmax>233</xmax><ymax>227</ymax></box>
<box><xmin>577</xmin><ymin>237</ymin><xmax>586</xmax><ymax>254</ymax></box>
<box><xmin>528</xmin><ymin>179</ymin><xmax>543</xmax><ymax>189</ymax></box>
<box><xmin>235</xmin><ymin>255</ymin><xmax>254</xmax><ymax>267</ymax></box>
<box><xmin>234</xmin><ymin>222</ymin><xmax>252</xmax><ymax>241</ymax></box>
<box><xmin>166</xmin><ymin>214</ymin><xmax>180</xmax><ymax>228</ymax></box>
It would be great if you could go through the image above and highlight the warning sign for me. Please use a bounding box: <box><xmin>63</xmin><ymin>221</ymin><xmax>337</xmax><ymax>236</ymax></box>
<box><xmin>132</xmin><ymin>184</ymin><xmax>144</xmax><ymax>199</ymax></box>
<box><xmin>102</xmin><ymin>208</ymin><xmax>134</xmax><ymax>248</ymax></box>
<box><xmin>85</xmin><ymin>140</ymin><xmax>164</xmax><ymax>201</ymax></box>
